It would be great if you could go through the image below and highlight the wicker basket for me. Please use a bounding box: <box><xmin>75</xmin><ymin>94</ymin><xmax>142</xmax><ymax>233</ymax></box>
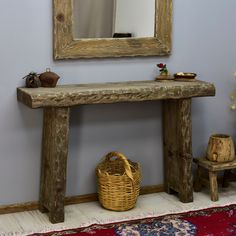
<box><xmin>96</xmin><ymin>151</ymin><xmax>141</xmax><ymax>211</ymax></box>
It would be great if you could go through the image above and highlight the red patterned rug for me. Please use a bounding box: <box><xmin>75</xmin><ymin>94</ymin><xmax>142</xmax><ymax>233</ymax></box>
<box><xmin>29</xmin><ymin>204</ymin><xmax>236</xmax><ymax>236</ymax></box>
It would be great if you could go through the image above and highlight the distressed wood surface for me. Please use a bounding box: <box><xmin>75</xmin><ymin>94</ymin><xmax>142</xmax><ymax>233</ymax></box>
<box><xmin>222</xmin><ymin>170</ymin><xmax>236</xmax><ymax>188</ymax></box>
<box><xmin>193</xmin><ymin>157</ymin><xmax>236</xmax><ymax>202</ymax></box>
<box><xmin>194</xmin><ymin>157</ymin><xmax>236</xmax><ymax>171</ymax></box>
<box><xmin>163</xmin><ymin>99</ymin><xmax>193</xmax><ymax>203</ymax></box>
<box><xmin>53</xmin><ymin>0</ymin><xmax>172</xmax><ymax>59</ymax></box>
<box><xmin>163</xmin><ymin>100</ymin><xmax>179</xmax><ymax>194</ymax></box>
<box><xmin>209</xmin><ymin>171</ymin><xmax>218</xmax><ymax>201</ymax></box>
<box><xmin>207</xmin><ymin>134</ymin><xmax>235</xmax><ymax>162</ymax></box>
<box><xmin>17</xmin><ymin>80</ymin><xmax>215</xmax><ymax>108</ymax></box>
<box><xmin>194</xmin><ymin>166</ymin><xmax>204</xmax><ymax>192</ymax></box>
<box><xmin>39</xmin><ymin>107</ymin><xmax>70</xmax><ymax>223</ymax></box>
<box><xmin>18</xmin><ymin>80</ymin><xmax>215</xmax><ymax>222</ymax></box>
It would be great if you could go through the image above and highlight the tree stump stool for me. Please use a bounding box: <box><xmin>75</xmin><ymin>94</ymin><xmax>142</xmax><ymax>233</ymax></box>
<box><xmin>193</xmin><ymin>157</ymin><xmax>236</xmax><ymax>201</ymax></box>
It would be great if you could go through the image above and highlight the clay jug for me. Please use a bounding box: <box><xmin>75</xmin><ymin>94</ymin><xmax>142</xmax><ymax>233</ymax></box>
<box><xmin>39</xmin><ymin>68</ymin><xmax>60</xmax><ymax>87</ymax></box>
<box><xmin>207</xmin><ymin>134</ymin><xmax>235</xmax><ymax>162</ymax></box>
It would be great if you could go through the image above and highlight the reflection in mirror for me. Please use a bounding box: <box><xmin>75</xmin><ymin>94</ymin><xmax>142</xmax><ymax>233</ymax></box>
<box><xmin>73</xmin><ymin>0</ymin><xmax>155</xmax><ymax>39</ymax></box>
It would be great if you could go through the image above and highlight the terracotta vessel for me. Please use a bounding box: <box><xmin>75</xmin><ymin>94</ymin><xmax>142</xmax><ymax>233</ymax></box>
<box><xmin>39</xmin><ymin>68</ymin><xmax>60</xmax><ymax>87</ymax></box>
<box><xmin>207</xmin><ymin>134</ymin><xmax>235</xmax><ymax>162</ymax></box>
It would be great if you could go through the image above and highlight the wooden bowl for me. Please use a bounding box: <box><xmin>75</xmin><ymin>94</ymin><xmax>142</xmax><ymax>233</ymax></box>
<box><xmin>207</xmin><ymin>134</ymin><xmax>235</xmax><ymax>162</ymax></box>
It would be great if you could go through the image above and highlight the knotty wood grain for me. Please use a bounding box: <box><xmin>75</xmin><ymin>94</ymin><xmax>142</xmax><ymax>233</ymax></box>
<box><xmin>39</xmin><ymin>107</ymin><xmax>70</xmax><ymax>223</ymax></box>
<box><xmin>17</xmin><ymin>80</ymin><xmax>215</xmax><ymax>222</ymax></box>
<box><xmin>209</xmin><ymin>171</ymin><xmax>218</xmax><ymax>201</ymax></box>
<box><xmin>193</xmin><ymin>157</ymin><xmax>236</xmax><ymax>201</ymax></box>
<box><xmin>17</xmin><ymin>80</ymin><xmax>215</xmax><ymax>108</ymax></box>
<box><xmin>194</xmin><ymin>157</ymin><xmax>236</xmax><ymax>171</ymax></box>
<box><xmin>53</xmin><ymin>0</ymin><xmax>172</xmax><ymax>59</ymax></box>
<box><xmin>163</xmin><ymin>99</ymin><xmax>193</xmax><ymax>203</ymax></box>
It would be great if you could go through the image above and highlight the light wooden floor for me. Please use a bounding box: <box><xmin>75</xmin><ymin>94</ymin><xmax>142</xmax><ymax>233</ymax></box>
<box><xmin>1</xmin><ymin>186</ymin><xmax>236</xmax><ymax>236</ymax></box>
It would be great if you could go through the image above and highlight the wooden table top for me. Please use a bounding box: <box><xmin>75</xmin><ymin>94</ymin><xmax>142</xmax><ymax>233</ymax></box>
<box><xmin>17</xmin><ymin>80</ymin><xmax>215</xmax><ymax>108</ymax></box>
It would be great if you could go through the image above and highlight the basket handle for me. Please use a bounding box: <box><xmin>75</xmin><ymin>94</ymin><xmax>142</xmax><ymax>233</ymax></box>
<box><xmin>105</xmin><ymin>151</ymin><xmax>134</xmax><ymax>181</ymax></box>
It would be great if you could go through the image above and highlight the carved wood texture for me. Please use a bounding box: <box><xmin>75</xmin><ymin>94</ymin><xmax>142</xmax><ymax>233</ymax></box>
<box><xmin>39</xmin><ymin>107</ymin><xmax>70</xmax><ymax>223</ymax></box>
<box><xmin>193</xmin><ymin>157</ymin><xmax>236</xmax><ymax>202</ymax></box>
<box><xmin>163</xmin><ymin>99</ymin><xmax>193</xmax><ymax>203</ymax></box>
<box><xmin>17</xmin><ymin>80</ymin><xmax>215</xmax><ymax>108</ymax></box>
<box><xmin>194</xmin><ymin>157</ymin><xmax>236</xmax><ymax>171</ymax></box>
<box><xmin>17</xmin><ymin>80</ymin><xmax>215</xmax><ymax>223</ymax></box>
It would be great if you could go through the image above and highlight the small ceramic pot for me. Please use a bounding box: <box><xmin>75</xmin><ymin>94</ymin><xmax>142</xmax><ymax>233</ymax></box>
<box><xmin>39</xmin><ymin>68</ymin><xmax>60</xmax><ymax>87</ymax></box>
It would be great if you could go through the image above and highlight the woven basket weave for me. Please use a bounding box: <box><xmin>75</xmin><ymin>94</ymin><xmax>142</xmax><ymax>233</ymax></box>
<box><xmin>96</xmin><ymin>151</ymin><xmax>141</xmax><ymax>211</ymax></box>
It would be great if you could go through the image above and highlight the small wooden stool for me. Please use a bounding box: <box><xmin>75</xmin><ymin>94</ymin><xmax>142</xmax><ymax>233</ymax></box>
<box><xmin>193</xmin><ymin>157</ymin><xmax>236</xmax><ymax>201</ymax></box>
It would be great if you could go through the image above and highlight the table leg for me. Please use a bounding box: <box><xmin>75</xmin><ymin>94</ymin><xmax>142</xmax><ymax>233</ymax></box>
<box><xmin>194</xmin><ymin>165</ymin><xmax>204</xmax><ymax>192</ymax></box>
<box><xmin>163</xmin><ymin>99</ymin><xmax>193</xmax><ymax>203</ymax></box>
<box><xmin>209</xmin><ymin>171</ymin><xmax>218</xmax><ymax>201</ymax></box>
<box><xmin>222</xmin><ymin>170</ymin><xmax>231</xmax><ymax>188</ymax></box>
<box><xmin>222</xmin><ymin>170</ymin><xmax>236</xmax><ymax>188</ymax></box>
<box><xmin>39</xmin><ymin>107</ymin><xmax>70</xmax><ymax>223</ymax></box>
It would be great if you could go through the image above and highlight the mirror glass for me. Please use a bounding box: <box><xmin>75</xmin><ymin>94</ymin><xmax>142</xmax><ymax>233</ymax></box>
<box><xmin>73</xmin><ymin>0</ymin><xmax>155</xmax><ymax>39</ymax></box>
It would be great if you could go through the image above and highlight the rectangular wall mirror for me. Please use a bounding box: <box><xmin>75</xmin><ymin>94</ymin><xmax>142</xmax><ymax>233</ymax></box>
<box><xmin>53</xmin><ymin>0</ymin><xmax>172</xmax><ymax>59</ymax></box>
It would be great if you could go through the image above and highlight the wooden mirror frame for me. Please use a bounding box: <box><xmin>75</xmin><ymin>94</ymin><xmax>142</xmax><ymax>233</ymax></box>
<box><xmin>53</xmin><ymin>0</ymin><xmax>173</xmax><ymax>59</ymax></box>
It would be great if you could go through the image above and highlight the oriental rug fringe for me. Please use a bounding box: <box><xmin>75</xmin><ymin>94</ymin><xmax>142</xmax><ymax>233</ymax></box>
<box><xmin>28</xmin><ymin>204</ymin><xmax>236</xmax><ymax>236</ymax></box>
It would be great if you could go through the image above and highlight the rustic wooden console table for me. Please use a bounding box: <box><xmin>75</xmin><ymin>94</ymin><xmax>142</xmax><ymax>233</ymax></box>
<box><xmin>17</xmin><ymin>80</ymin><xmax>215</xmax><ymax>223</ymax></box>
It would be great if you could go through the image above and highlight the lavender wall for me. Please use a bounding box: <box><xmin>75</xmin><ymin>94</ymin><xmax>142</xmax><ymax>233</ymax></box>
<box><xmin>0</xmin><ymin>0</ymin><xmax>236</xmax><ymax>204</ymax></box>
